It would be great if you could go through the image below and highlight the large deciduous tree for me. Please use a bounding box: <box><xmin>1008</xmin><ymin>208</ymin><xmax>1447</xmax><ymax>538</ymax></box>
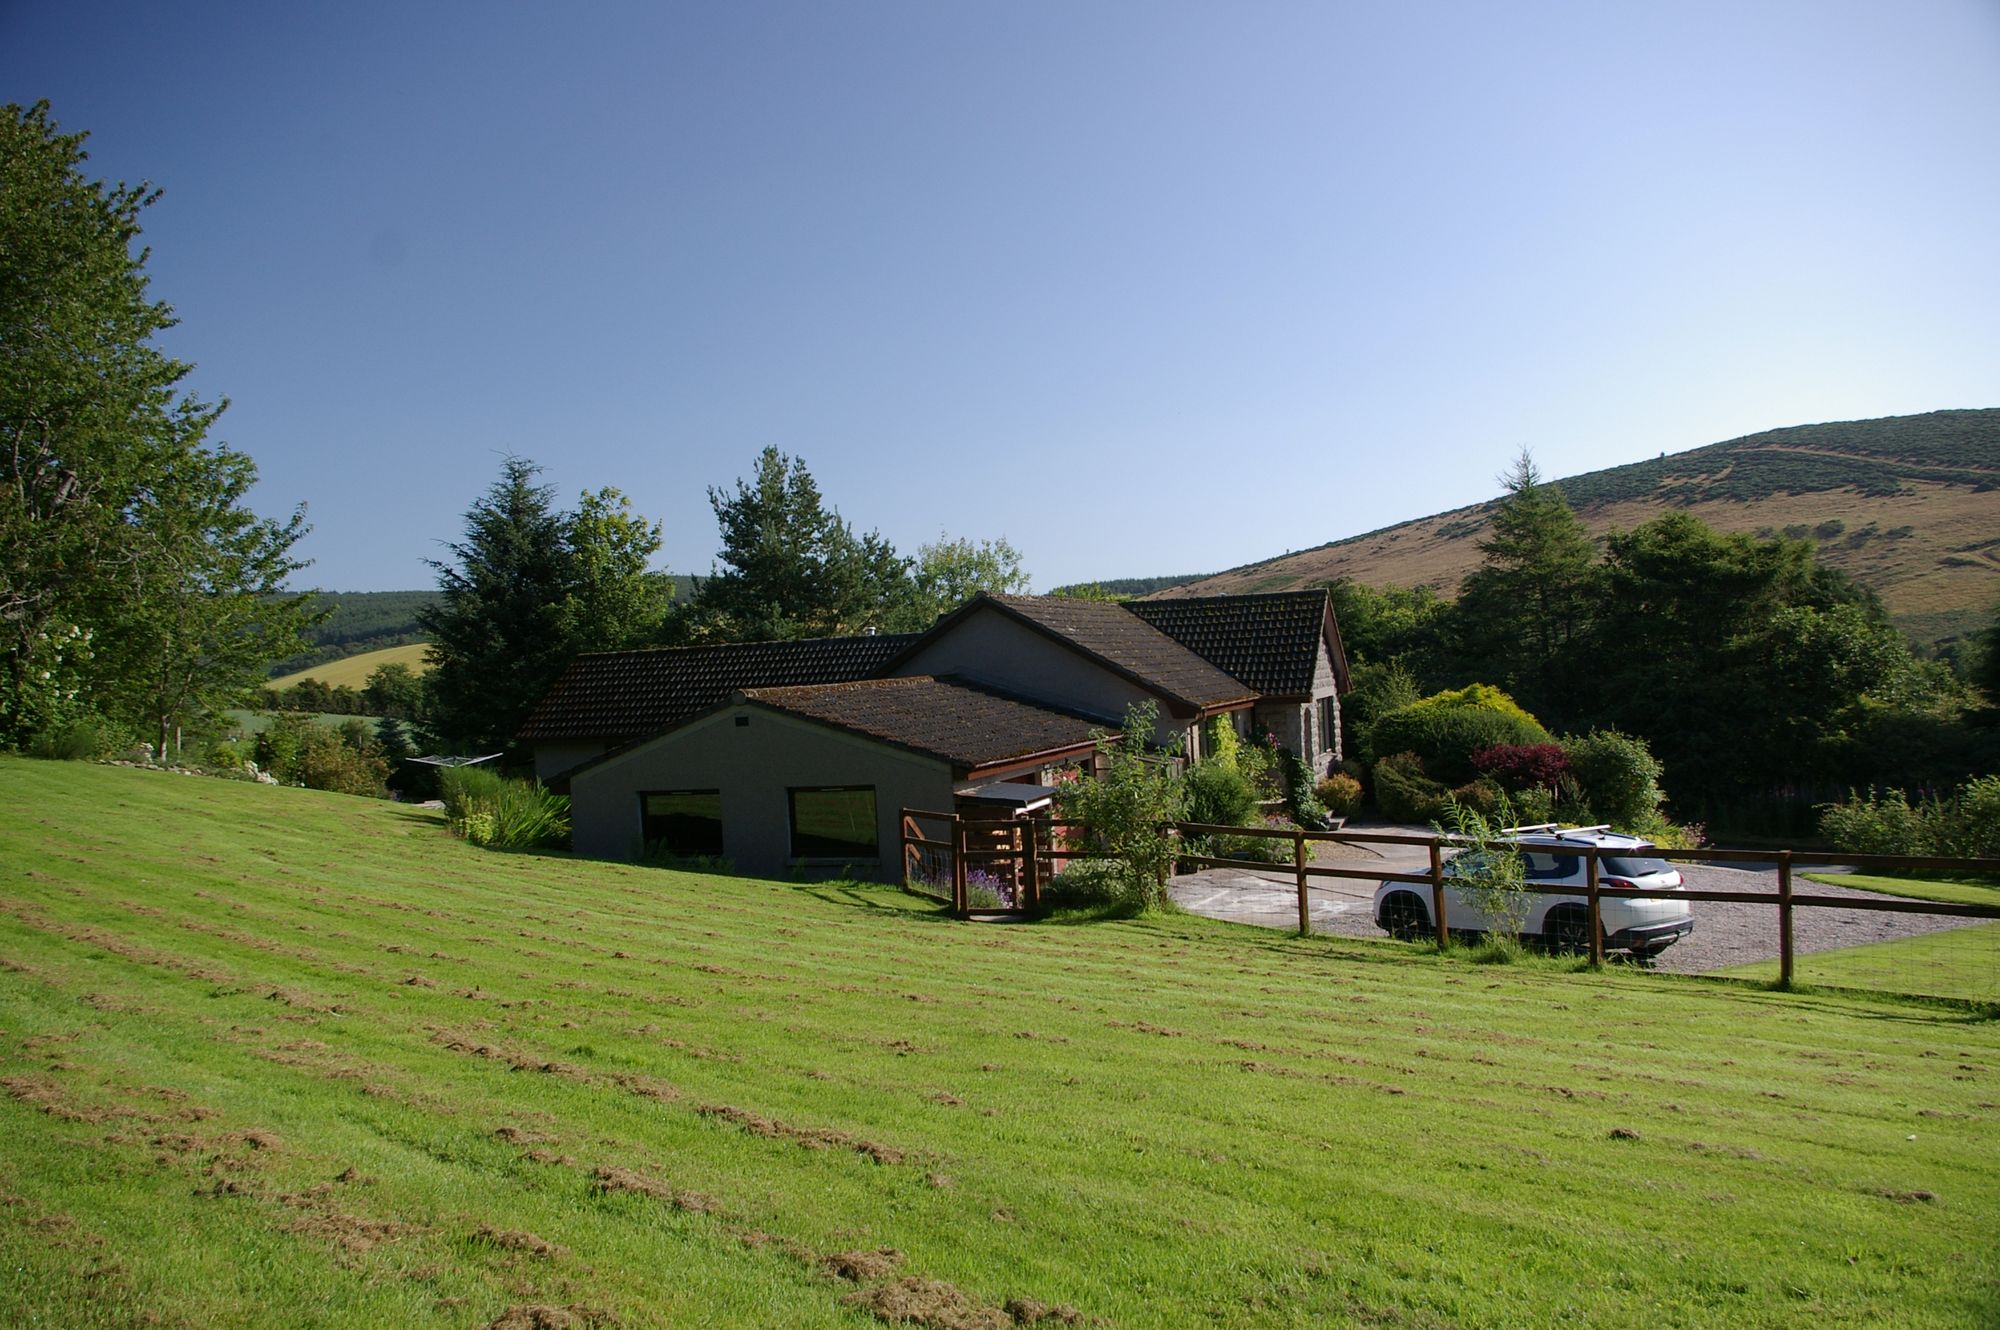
<box><xmin>1</xmin><ymin>102</ymin><xmax>314</xmax><ymax>751</ymax></box>
<box><xmin>880</xmin><ymin>534</ymin><xmax>1032</xmax><ymax>632</ymax></box>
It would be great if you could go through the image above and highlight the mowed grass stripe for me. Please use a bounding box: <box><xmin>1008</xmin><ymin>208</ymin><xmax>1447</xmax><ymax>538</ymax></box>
<box><xmin>2</xmin><ymin>757</ymin><xmax>1996</xmax><ymax>1328</ymax></box>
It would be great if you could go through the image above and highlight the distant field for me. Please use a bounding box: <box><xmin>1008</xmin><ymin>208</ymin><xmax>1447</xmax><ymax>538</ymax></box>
<box><xmin>223</xmin><ymin>710</ymin><xmax>382</xmax><ymax>737</ymax></box>
<box><xmin>1</xmin><ymin>758</ymin><xmax>1995</xmax><ymax>1328</ymax></box>
<box><xmin>269</xmin><ymin>642</ymin><xmax>431</xmax><ymax>691</ymax></box>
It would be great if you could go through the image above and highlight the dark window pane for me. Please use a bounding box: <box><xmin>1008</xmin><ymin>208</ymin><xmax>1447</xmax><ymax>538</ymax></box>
<box><xmin>790</xmin><ymin>787</ymin><xmax>877</xmax><ymax>858</ymax></box>
<box><xmin>642</xmin><ymin>790</ymin><xmax>723</xmax><ymax>858</ymax></box>
<box><xmin>1603</xmin><ymin>855</ymin><xmax>1672</xmax><ymax>877</ymax></box>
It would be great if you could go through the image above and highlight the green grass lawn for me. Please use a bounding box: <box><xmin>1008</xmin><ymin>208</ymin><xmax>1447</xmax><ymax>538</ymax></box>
<box><xmin>2</xmin><ymin>758</ymin><xmax>1996</xmax><ymax>1329</ymax></box>
<box><xmin>1804</xmin><ymin>871</ymin><xmax>2000</xmax><ymax>909</ymax></box>
<box><xmin>1716</xmin><ymin>924</ymin><xmax>2000</xmax><ymax>1006</ymax></box>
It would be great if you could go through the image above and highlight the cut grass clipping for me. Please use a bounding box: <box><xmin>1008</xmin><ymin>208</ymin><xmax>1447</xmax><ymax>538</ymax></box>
<box><xmin>1</xmin><ymin>757</ymin><xmax>1996</xmax><ymax>1328</ymax></box>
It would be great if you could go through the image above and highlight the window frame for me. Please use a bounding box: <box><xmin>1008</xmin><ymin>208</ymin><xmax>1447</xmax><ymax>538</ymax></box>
<box><xmin>638</xmin><ymin>788</ymin><xmax>724</xmax><ymax>859</ymax></box>
<box><xmin>786</xmin><ymin>785</ymin><xmax>879</xmax><ymax>861</ymax></box>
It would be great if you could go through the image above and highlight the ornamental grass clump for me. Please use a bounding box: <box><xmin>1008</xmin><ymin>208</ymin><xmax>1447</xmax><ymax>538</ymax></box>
<box><xmin>440</xmin><ymin>766</ymin><xmax>570</xmax><ymax>850</ymax></box>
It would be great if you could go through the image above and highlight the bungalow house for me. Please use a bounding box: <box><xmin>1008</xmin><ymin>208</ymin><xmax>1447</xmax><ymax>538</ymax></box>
<box><xmin>520</xmin><ymin>589</ymin><xmax>1350</xmax><ymax>880</ymax></box>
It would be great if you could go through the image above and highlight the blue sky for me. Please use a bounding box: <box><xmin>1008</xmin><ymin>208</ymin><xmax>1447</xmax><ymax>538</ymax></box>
<box><xmin>7</xmin><ymin>1</ymin><xmax>1997</xmax><ymax>592</ymax></box>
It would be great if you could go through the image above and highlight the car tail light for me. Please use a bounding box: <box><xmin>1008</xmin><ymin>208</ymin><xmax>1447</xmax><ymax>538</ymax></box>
<box><xmin>1602</xmin><ymin>877</ymin><xmax>1634</xmax><ymax>891</ymax></box>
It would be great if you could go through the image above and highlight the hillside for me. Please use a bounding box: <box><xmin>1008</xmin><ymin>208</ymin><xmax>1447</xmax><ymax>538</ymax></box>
<box><xmin>267</xmin><ymin>642</ymin><xmax>432</xmax><ymax>691</ymax></box>
<box><xmin>3</xmin><ymin>759</ymin><xmax>1995</xmax><ymax>1327</ymax></box>
<box><xmin>268</xmin><ymin>590</ymin><xmax>440</xmax><ymax>675</ymax></box>
<box><xmin>1156</xmin><ymin>409</ymin><xmax>2000</xmax><ymax>645</ymax></box>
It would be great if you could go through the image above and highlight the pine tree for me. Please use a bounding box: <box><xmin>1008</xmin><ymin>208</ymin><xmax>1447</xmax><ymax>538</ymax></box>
<box><xmin>419</xmin><ymin>458</ymin><xmax>576</xmax><ymax>754</ymax></box>
<box><xmin>1451</xmin><ymin>450</ymin><xmax>1602</xmax><ymax>723</ymax></box>
<box><xmin>691</xmin><ymin>448</ymin><xmax>910</xmax><ymax>639</ymax></box>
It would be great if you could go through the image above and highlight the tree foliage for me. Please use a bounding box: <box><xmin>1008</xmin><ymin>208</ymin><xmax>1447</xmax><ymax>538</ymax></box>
<box><xmin>420</xmin><ymin>458</ymin><xmax>669</xmax><ymax>754</ymax></box>
<box><xmin>689</xmin><ymin>448</ymin><xmax>907</xmax><ymax>640</ymax></box>
<box><xmin>1</xmin><ymin>102</ymin><xmax>314</xmax><ymax>752</ymax></box>
<box><xmin>1053</xmin><ymin>703</ymin><xmax>1186</xmax><ymax>910</ymax></box>
<box><xmin>1450</xmin><ymin>451</ymin><xmax>1603</xmax><ymax>725</ymax></box>
<box><xmin>881</xmin><ymin>534</ymin><xmax>1032</xmax><ymax>632</ymax></box>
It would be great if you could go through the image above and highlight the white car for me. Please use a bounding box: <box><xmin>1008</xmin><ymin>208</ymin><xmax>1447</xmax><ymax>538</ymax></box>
<box><xmin>1372</xmin><ymin>824</ymin><xmax>1694</xmax><ymax>957</ymax></box>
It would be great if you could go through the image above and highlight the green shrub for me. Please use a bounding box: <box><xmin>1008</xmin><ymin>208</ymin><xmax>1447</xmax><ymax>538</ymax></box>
<box><xmin>1053</xmin><ymin>704</ymin><xmax>1185</xmax><ymax>909</ymax></box>
<box><xmin>1448</xmin><ymin>778</ymin><xmax>1507</xmax><ymax>819</ymax></box>
<box><xmin>1315</xmin><ymin>772</ymin><xmax>1363</xmax><ymax>819</ymax></box>
<box><xmin>1185</xmin><ymin>758</ymin><xmax>1257</xmax><ymax>829</ymax></box>
<box><xmin>1039</xmin><ymin>860</ymin><xmax>1143</xmax><ymax>913</ymax></box>
<box><xmin>1215</xmin><ymin>818</ymin><xmax>1296</xmax><ymax>865</ymax></box>
<box><xmin>438</xmin><ymin>765</ymin><xmax>507</xmax><ymax>820</ymax></box>
<box><xmin>25</xmin><ymin>717</ymin><xmax>117</xmax><ymax>761</ymax></box>
<box><xmin>1819</xmin><ymin>777</ymin><xmax>2000</xmax><ymax>860</ymax></box>
<box><xmin>291</xmin><ymin>727</ymin><xmax>390</xmax><ymax>798</ymax></box>
<box><xmin>440</xmin><ymin>766</ymin><xmax>570</xmax><ymax>850</ymax></box>
<box><xmin>1369</xmin><ymin>686</ymin><xmax>1552</xmax><ymax>784</ymax></box>
<box><xmin>1561</xmin><ymin>730</ymin><xmax>1664</xmax><ymax>829</ymax></box>
<box><xmin>1279</xmin><ymin>750</ymin><xmax>1331</xmax><ymax>829</ymax></box>
<box><xmin>252</xmin><ymin>713</ymin><xmax>315</xmax><ymax>781</ymax></box>
<box><xmin>1374</xmin><ymin>751</ymin><xmax>1448</xmax><ymax>824</ymax></box>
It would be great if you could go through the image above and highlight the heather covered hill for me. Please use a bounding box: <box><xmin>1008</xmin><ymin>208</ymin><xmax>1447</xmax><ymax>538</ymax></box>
<box><xmin>1156</xmin><ymin>409</ymin><xmax>2000</xmax><ymax>645</ymax></box>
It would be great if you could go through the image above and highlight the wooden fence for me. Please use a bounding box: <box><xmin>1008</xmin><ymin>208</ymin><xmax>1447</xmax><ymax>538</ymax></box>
<box><xmin>904</xmin><ymin>809</ymin><xmax>2000</xmax><ymax>986</ymax></box>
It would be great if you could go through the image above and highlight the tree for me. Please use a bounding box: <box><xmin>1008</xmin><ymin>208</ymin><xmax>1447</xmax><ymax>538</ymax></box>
<box><xmin>420</xmin><ymin>458</ymin><xmax>577</xmax><ymax>754</ymax></box>
<box><xmin>1</xmin><ymin>102</ymin><xmax>314</xmax><ymax>750</ymax></box>
<box><xmin>1450</xmin><ymin>451</ymin><xmax>1603</xmax><ymax>723</ymax></box>
<box><xmin>556</xmin><ymin>487</ymin><xmax>673</xmax><ymax>650</ymax></box>
<box><xmin>420</xmin><ymin>458</ymin><xmax>672</xmax><ymax>755</ymax></box>
<box><xmin>362</xmin><ymin>662</ymin><xmax>424</xmax><ymax>719</ymax></box>
<box><xmin>1975</xmin><ymin>602</ymin><xmax>2000</xmax><ymax>711</ymax></box>
<box><xmin>880</xmin><ymin>534</ymin><xmax>1031</xmax><ymax>632</ymax></box>
<box><xmin>690</xmin><ymin>448</ymin><xmax>910</xmax><ymax>639</ymax></box>
<box><xmin>1580</xmin><ymin>513</ymin><xmax>1919</xmax><ymax>813</ymax></box>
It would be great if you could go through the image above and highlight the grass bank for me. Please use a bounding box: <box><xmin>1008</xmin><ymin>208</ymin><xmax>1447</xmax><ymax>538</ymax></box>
<box><xmin>1</xmin><ymin>758</ymin><xmax>1995</xmax><ymax>1328</ymax></box>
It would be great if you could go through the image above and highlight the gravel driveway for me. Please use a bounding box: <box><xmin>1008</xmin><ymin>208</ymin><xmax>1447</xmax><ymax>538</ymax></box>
<box><xmin>1167</xmin><ymin>831</ymin><xmax>1980</xmax><ymax>975</ymax></box>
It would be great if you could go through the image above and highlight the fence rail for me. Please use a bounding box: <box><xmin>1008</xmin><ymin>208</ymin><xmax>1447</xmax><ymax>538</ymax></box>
<box><xmin>904</xmin><ymin>808</ymin><xmax>2000</xmax><ymax>993</ymax></box>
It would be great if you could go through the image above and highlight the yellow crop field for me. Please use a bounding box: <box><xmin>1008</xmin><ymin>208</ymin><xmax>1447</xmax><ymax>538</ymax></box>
<box><xmin>268</xmin><ymin>641</ymin><xmax>431</xmax><ymax>691</ymax></box>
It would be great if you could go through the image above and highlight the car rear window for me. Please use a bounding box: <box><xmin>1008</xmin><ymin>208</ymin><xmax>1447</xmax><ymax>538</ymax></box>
<box><xmin>1603</xmin><ymin>855</ymin><xmax>1673</xmax><ymax>877</ymax></box>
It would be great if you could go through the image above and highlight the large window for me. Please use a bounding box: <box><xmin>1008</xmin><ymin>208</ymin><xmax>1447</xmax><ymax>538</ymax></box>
<box><xmin>788</xmin><ymin>786</ymin><xmax>878</xmax><ymax>859</ymax></box>
<box><xmin>641</xmin><ymin>790</ymin><xmax>723</xmax><ymax>858</ymax></box>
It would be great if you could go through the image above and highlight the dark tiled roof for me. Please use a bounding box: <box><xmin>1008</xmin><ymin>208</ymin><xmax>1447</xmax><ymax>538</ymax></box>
<box><xmin>741</xmin><ymin>676</ymin><xmax>1103</xmax><ymax>773</ymax></box>
<box><xmin>1128</xmin><ymin>589</ymin><xmax>1347</xmax><ymax>697</ymax></box>
<box><xmin>516</xmin><ymin>634</ymin><xmax>918</xmax><ymax>742</ymax></box>
<box><xmin>961</xmin><ymin>595</ymin><xmax>1256</xmax><ymax>711</ymax></box>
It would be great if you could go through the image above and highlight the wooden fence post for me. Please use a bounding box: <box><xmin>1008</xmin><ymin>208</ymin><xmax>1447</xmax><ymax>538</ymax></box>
<box><xmin>951</xmin><ymin>816</ymin><xmax>968</xmax><ymax>916</ymax></box>
<box><xmin>1021</xmin><ymin>819</ymin><xmax>1040</xmax><ymax>911</ymax></box>
<box><xmin>1777</xmin><ymin>850</ymin><xmax>1794</xmax><ymax>988</ymax></box>
<box><xmin>1429</xmin><ymin>838</ymin><xmax>1449</xmax><ymax>946</ymax></box>
<box><xmin>1585</xmin><ymin>848</ymin><xmax>1605</xmax><ymax>968</ymax></box>
<box><xmin>1294</xmin><ymin>829</ymin><xmax>1310</xmax><ymax>935</ymax></box>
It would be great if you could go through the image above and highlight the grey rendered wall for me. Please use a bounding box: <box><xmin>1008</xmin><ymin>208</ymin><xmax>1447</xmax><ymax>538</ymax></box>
<box><xmin>534</xmin><ymin>741</ymin><xmax>608</xmax><ymax>784</ymax></box>
<box><xmin>569</xmin><ymin>705</ymin><xmax>955</xmax><ymax>880</ymax></box>
<box><xmin>893</xmin><ymin>608</ymin><xmax>1182</xmax><ymax>745</ymax></box>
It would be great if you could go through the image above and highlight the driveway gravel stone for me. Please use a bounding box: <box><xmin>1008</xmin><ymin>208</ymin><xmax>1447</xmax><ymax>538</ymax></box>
<box><xmin>1167</xmin><ymin>827</ymin><xmax>1983</xmax><ymax>975</ymax></box>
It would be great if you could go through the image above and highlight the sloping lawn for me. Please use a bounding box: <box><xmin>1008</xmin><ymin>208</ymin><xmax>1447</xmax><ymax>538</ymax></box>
<box><xmin>1</xmin><ymin>757</ymin><xmax>1995</xmax><ymax>1328</ymax></box>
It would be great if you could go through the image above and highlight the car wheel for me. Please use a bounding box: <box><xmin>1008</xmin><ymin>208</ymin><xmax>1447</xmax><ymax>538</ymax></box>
<box><xmin>1542</xmin><ymin>905</ymin><xmax>1593</xmax><ymax>955</ymax></box>
<box><xmin>1380</xmin><ymin>893</ymin><xmax>1428</xmax><ymax>942</ymax></box>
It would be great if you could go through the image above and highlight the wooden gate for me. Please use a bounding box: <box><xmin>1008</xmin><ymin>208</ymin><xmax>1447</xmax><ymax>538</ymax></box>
<box><xmin>900</xmin><ymin>809</ymin><xmax>1054</xmax><ymax>916</ymax></box>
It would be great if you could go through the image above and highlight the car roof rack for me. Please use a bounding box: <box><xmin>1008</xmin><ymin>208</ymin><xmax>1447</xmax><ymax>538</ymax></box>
<box><xmin>1500</xmin><ymin>822</ymin><xmax>1562</xmax><ymax>835</ymax></box>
